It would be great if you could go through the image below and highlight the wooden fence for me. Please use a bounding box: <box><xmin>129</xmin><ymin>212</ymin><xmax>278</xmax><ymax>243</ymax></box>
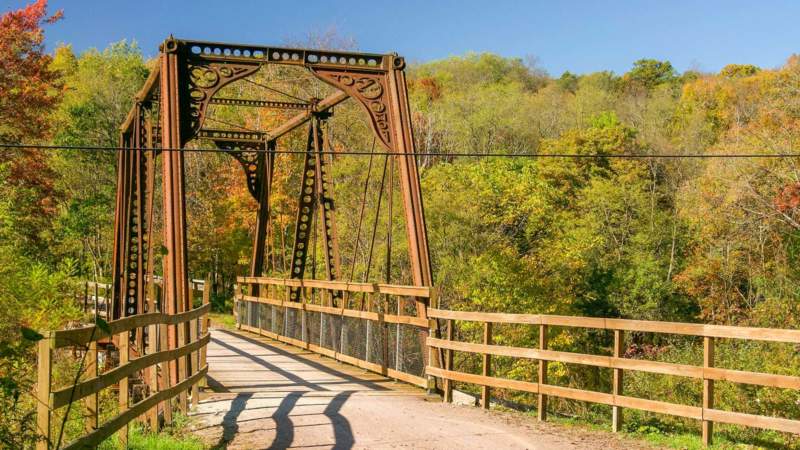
<box><xmin>36</xmin><ymin>281</ymin><xmax>210</xmax><ymax>449</ymax></box>
<box><xmin>235</xmin><ymin>276</ymin><xmax>433</xmax><ymax>388</ymax></box>
<box><xmin>426</xmin><ymin>308</ymin><xmax>800</xmax><ymax>446</ymax></box>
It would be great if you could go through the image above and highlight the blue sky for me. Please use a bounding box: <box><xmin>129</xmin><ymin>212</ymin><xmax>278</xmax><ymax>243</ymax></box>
<box><xmin>11</xmin><ymin>0</ymin><xmax>800</xmax><ymax>75</ymax></box>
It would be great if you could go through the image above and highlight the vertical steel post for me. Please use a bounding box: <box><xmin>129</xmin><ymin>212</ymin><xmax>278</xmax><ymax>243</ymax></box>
<box><xmin>159</xmin><ymin>42</ymin><xmax>191</xmax><ymax>387</ymax></box>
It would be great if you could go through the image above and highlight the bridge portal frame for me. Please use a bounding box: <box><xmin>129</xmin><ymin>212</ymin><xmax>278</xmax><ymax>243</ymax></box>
<box><xmin>112</xmin><ymin>37</ymin><xmax>433</xmax><ymax>378</ymax></box>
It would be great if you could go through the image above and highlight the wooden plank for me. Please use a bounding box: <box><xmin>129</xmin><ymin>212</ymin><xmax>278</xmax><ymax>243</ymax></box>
<box><xmin>703</xmin><ymin>408</ymin><xmax>800</xmax><ymax>435</ymax></box>
<box><xmin>62</xmin><ymin>367</ymin><xmax>207</xmax><ymax>450</ymax></box>
<box><xmin>538</xmin><ymin>324</ymin><xmax>548</xmax><ymax>421</ymax></box>
<box><xmin>423</xmin><ymin>309</ymin><xmax>800</xmax><ymax>344</ymax></box>
<box><xmin>615</xmin><ymin>395</ymin><xmax>702</xmax><ymax>420</ymax></box>
<box><xmin>35</xmin><ymin>339</ymin><xmax>51</xmax><ymax>450</ymax></box>
<box><xmin>539</xmin><ymin>383</ymin><xmax>613</xmax><ymax>405</ymax></box>
<box><xmin>426</xmin><ymin>366</ymin><xmax>540</xmax><ymax>394</ymax></box>
<box><xmin>238</xmin><ymin>276</ymin><xmax>431</xmax><ymax>298</ymax></box>
<box><xmin>237</xmin><ymin>295</ymin><xmax>428</xmax><ymax>327</ymax></box>
<box><xmin>703</xmin><ymin>367</ymin><xmax>800</xmax><ymax>390</ymax></box>
<box><xmin>51</xmin><ymin>334</ymin><xmax>210</xmax><ymax>408</ymax></box>
<box><xmin>200</xmin><ymin>276</ymin><xmax>210</xmax><ymax>388</ymax></box>
<box><xmin>612</xmin><ymin>330</ymin><xmax>623</xmax><ymax>433</ymax></box>
<box><xmin>159</xmin><ymin>322</ymin><xmax>172</xmax><ymax>425</ymax></box>
<box><xmin>177</xmin><ymin>315</ymin><xmax>188</xmax><ymax>413</ymax></box>
<box><xmin>542</xmin><ymin>315</ymin><xmax>606</xmax><ymax>328</ymax></box>
<box><xmin>482</xmin><ymin>322</ymin><xmax>492</xmax><ymax>409</ymax></box>
<box><xmin>426</xmin><ymin>308</ymin><xmax>540</xmax><ymax>324</ymax></box>
<box><xmin>427</xmin><ymin>338</ymin><xmax>705</xmax><ymax>380</ymax></box>
<box><xmin>85</xmin><ymin>340</ymin><xmax>99</xmax><ymax>434</ymax></box>
<box><xmin>703</xmin><ymin>337</ymin><xmax>714</xmax><ymax>446</ymax></box>
<box><xmin>190</xmin><ymin>318</ymin><xmax>199</xmax><ymax>409</ymax></box>
<box><xmin>52</xmin><ymin>303</ymin><xmax>210</xmax><ymax>348</ymax></box>
<box><xmin>444</xmin><ymin>319</ymin><xmax>454</xmax><ymax>403</ymax></box>
<box><xmin>118</xmin><ymin>331</ymin><xmax>129</xmax><ymax>448</ymax></box>
<box><xmin>427</xmin><ymin>369</ymin><xmax>703</xmax><ymax>422</ymax></box>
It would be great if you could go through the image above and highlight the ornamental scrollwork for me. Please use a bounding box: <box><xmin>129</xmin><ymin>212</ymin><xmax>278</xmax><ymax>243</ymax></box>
<box><xmin>311</xmin><ymin>70</ymin><xmax>393</xmax><ymax>151</ymax></box>
<box><xmin>214</xmin><ymin>140</ymin><xmax>263</xmax><ymax>200</ymax></box>
<box><xmin>184</xmin><ymin>61</ymin><xmax>260</xmax><ymax>143</ymax></box>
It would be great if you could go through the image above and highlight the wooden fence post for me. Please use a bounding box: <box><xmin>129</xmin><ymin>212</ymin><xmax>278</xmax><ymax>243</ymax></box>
<box><xmin>703</xmin><ymin>337</ymin><xmax>715</xmax><ymax>446</ymax></box>
<box><xmin>444</xmin><ymin>319</ymin><xmax>454</xmax><ymax>403</ymax></box>
<box><xmin>146</xmin><ymin>281</ymin><xmax>158</xmax><ymax>430</ymax></box>
<box><xmin>538</xmin><ymin>324</ymin><xmax>548</xmax><ymax>421</ymax></box>
<box><xmin>177</xmin><ymin>317</ymin><xmax>188</xmax><ymax>413</ymax></box>
<box><xmin>190</xmin><ymin>316</ymin><xmax>199</xmax><ymax>410</ymax></box>
<box><xmin>159</xmin><ymin>322</ymin><xmax>173</xmax><ymax>425</ymax></box>
<box><xmin>85</xmin><ymin>339</ymin><xmax>99</xmax><ymax>435</ymax></box>
<box><xmin>36</xmin><ymin>337</ymin><xmax>52</xmax><ymax>450</ymax></box>
<box><xmin>200</xmin><ymin>274</ymin><xmax>210</xmax><ymax>388</ymax></box>
<box><xmin>482</xmin><ymin>321</ymin><xmax>492</xmax><ymax>409</ymax></box>
<box><xmin>118</xmin><ymin>332</ymin><xmax>129</xmax><ymax>448</ymax></box>
<box><xmin>612</xmin><ymin>330</ymin><xmax>624</xmax><ymax>432</ymax></box>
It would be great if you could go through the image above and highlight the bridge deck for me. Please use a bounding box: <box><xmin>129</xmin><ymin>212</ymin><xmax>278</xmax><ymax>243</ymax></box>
<box><xmin>191</xmin><ymin>328</ymin><xmax>650</xmax><ymax>449</ymax></box>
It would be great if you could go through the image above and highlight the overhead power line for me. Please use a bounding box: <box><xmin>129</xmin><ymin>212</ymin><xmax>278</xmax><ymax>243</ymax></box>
<box><xmin>1</xmin><ymin>142</ymin><xmax>800</xmax><ymax>158</ymax></box>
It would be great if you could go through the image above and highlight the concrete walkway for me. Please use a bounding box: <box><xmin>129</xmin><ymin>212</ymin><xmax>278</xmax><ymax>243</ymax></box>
<box><xmin>191</xmin><ymin>328</ymin><xmax>654</xmax><ymax>450</ymax></box>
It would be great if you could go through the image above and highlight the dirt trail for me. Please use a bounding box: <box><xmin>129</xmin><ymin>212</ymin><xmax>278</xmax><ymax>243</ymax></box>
<box><xmin>191</xmin><ymin>328</ymin><xmax>656</xmax><ymax>450</ymax></box>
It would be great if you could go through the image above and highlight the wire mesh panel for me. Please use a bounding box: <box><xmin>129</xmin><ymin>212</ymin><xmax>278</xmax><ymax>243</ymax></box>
<box><xmin>236</xmin><ymin>278</ymin><xmax>432</xmax><ymax>389</ymax></box>
<box><xmin>258</xmin><ymin>302</ymin><xmax>269</xmax><ymax>331</ymax></box>
<box><xmin>274</xmin><ymin>306</ymin><xmax>286</xmax><ymax>336</ymax></box>
<box><xmin>341</xmin><ymin>316</ymin><xmax>366</xmax><ymax>361</ymax></box>
<box><xmin>307</xmin><ymin>310</ymin><xmax>320</xmax><ymax>344</ymax></box>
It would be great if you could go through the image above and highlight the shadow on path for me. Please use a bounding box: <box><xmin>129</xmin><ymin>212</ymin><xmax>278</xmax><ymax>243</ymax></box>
<box><xmin>207</xmin><ymin>329</ymin><xmax>369</xmax><ymax>449</ymax></box>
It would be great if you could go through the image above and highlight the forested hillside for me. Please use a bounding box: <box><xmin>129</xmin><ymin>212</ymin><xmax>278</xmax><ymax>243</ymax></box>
<box><xmin>2</xmin><ymin>1</ymin><xmax>800</xmax><ymax>447</ymax></box>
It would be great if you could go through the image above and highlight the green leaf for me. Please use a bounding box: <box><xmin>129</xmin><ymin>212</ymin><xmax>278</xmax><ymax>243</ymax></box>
<box><xmin>20</xmin><ymin>327</ymin><xmax>44</xmax><ymax>342</ymax></box>
<box><xmin>159</xmin><ymin>245</ymin><xmax>169</xmax><ymax>256</ymax></box>
<box><xmin>95</xmin><ymin>317</ymin><xmax>111</xmax><ymax>335</ymax></box>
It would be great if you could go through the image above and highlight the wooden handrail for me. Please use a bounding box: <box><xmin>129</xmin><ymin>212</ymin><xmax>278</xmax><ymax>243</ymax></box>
<box><xmin>51</xmin><ymin>303</ymin><xmax>210</xmax><ymax>348</ymax></box>
<box><xmin>238</xmin><ymin>276</ymin><xmax>432</xmax><ymax>298</ymax></box>
<box><xmin>426</xmin><ymin>309</ymin><xmax>800</xmax><ymax>446</ymax></box>
<box><xmin>62</xmin><ymin>366</ymin><xmax>208</xmax><ymax>450</ymax></box>
<box><xmin>50</xmin><ymin>333</ymin><xmax>210</xmax><ymax>408</ymax></box>
<box><xmin>234</xmin><ymin>276</ymin><xmax>433</xmax><ymax>390</ymax></box>
<box><xmin>37</xmin><ymin>294</ymin><xmax>211</xmax><ymax>449</ymax></box>
<box><xmin>427</xmin><ymin>308</ymin><xmax>800</xmax><ymax>343</ymax></box>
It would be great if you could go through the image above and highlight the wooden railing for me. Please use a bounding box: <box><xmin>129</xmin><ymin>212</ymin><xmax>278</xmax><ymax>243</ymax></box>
<box><xmin>426</xmin><ymin>309</ymin><xmax>800</xmax><ymax>446</ymax></box>
<box><xmin>81</xmin><ymin>277</ymin><xmax>206</xmax><ymax>320</ymax></box>
<box><xmin>36</xmin><ymin>283</ymin><xmax>210</xmax><ymax>449</ymax></box>
<box><xmin>235</xmin><ymin>276</ymin><xmax>433</xmax><ymax>388</ymax></box>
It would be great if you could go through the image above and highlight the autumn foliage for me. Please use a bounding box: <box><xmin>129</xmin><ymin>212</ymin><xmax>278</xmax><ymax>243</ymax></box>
<box><xmin>0</xmin><ymin>0</ymin><xmax>62</xmax><ymax>142</ymax></box>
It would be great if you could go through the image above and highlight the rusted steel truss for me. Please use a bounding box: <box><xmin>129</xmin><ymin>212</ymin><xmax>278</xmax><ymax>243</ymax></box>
<box><xmin>112</xmin><ymin>37</ymin><xmax>433</xmax><ymax>375</ymax></box>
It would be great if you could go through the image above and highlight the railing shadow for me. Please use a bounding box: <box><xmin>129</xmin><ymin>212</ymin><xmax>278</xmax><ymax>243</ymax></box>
<box><xmin>207</xmin><ymin>329</ymin><xmax>378</xmax><ymax>449</ymax></box>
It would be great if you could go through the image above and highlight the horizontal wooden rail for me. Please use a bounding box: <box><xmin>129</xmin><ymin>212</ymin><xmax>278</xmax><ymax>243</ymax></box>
<box><xmin>426</xmin><ymin>309</ymin><xmax>800</xmax><ymax>446</ymax></box>
<box><xmin>237</xmin><ymin>294</ymin><xmax>429</xmax><ymax>327</ymax></box>
<box><xmin>50</xmin><ymin>333</ymin><xmax>210</xmax><ymax>408</ymax></box>
<box><xmin>38</xmin><ymin>280</ymin><xmax>211</xmax><ymax>450</ymax></box>
<box><xmin>62</xmin><ymin>366</ymin><xmax>208</xmax><ymax>450</ymax></box>
<box><xmin>236</xmin><ymin>276</ymin><xmax>431</xmax><ymax>391</ymax></box>
<box><xmin>240</xmin><ymin>276</ymin><xmax>432</xmax><ymax>298</ymax></box>
<box><xmin>428</xmin><ymin>308</ymin><xmax>800</xmax><ymax>343</ymax></box>
<box><xmin>51</xmin><ymin>303</ymin><xmax>210</xmax><ymax>348</ymax></box>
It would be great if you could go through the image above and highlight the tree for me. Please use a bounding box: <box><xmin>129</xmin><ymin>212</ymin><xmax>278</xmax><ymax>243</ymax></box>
<box><xmin>624</xmin><ymin>58</ymin><xmax>677</xmax><ymax>91</ymax></box>
<box><xmin>0</xmin><ymin>0</ymin><xmax>62</xmax><ymax>142</ymax></box>
<box><xmin>720</xmin><ymin>63</ymin><xmax>759</xmax><ymax>78</ymax></box>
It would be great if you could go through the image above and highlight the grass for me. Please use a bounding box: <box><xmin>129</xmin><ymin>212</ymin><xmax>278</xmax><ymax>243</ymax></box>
<box><xmin>209</xmin><ymin>312</ymin><xmax>236</xmax><ymax>330</ymax></box>
<box><xmin>98</xmin><ymin>414</ymin><xmax>207</xmax><ymax>450</ymax></box>
<box><xmin>493</xmin><ymin>403</ymin><xmax>793</xmax><ymax>450</ymax></box>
